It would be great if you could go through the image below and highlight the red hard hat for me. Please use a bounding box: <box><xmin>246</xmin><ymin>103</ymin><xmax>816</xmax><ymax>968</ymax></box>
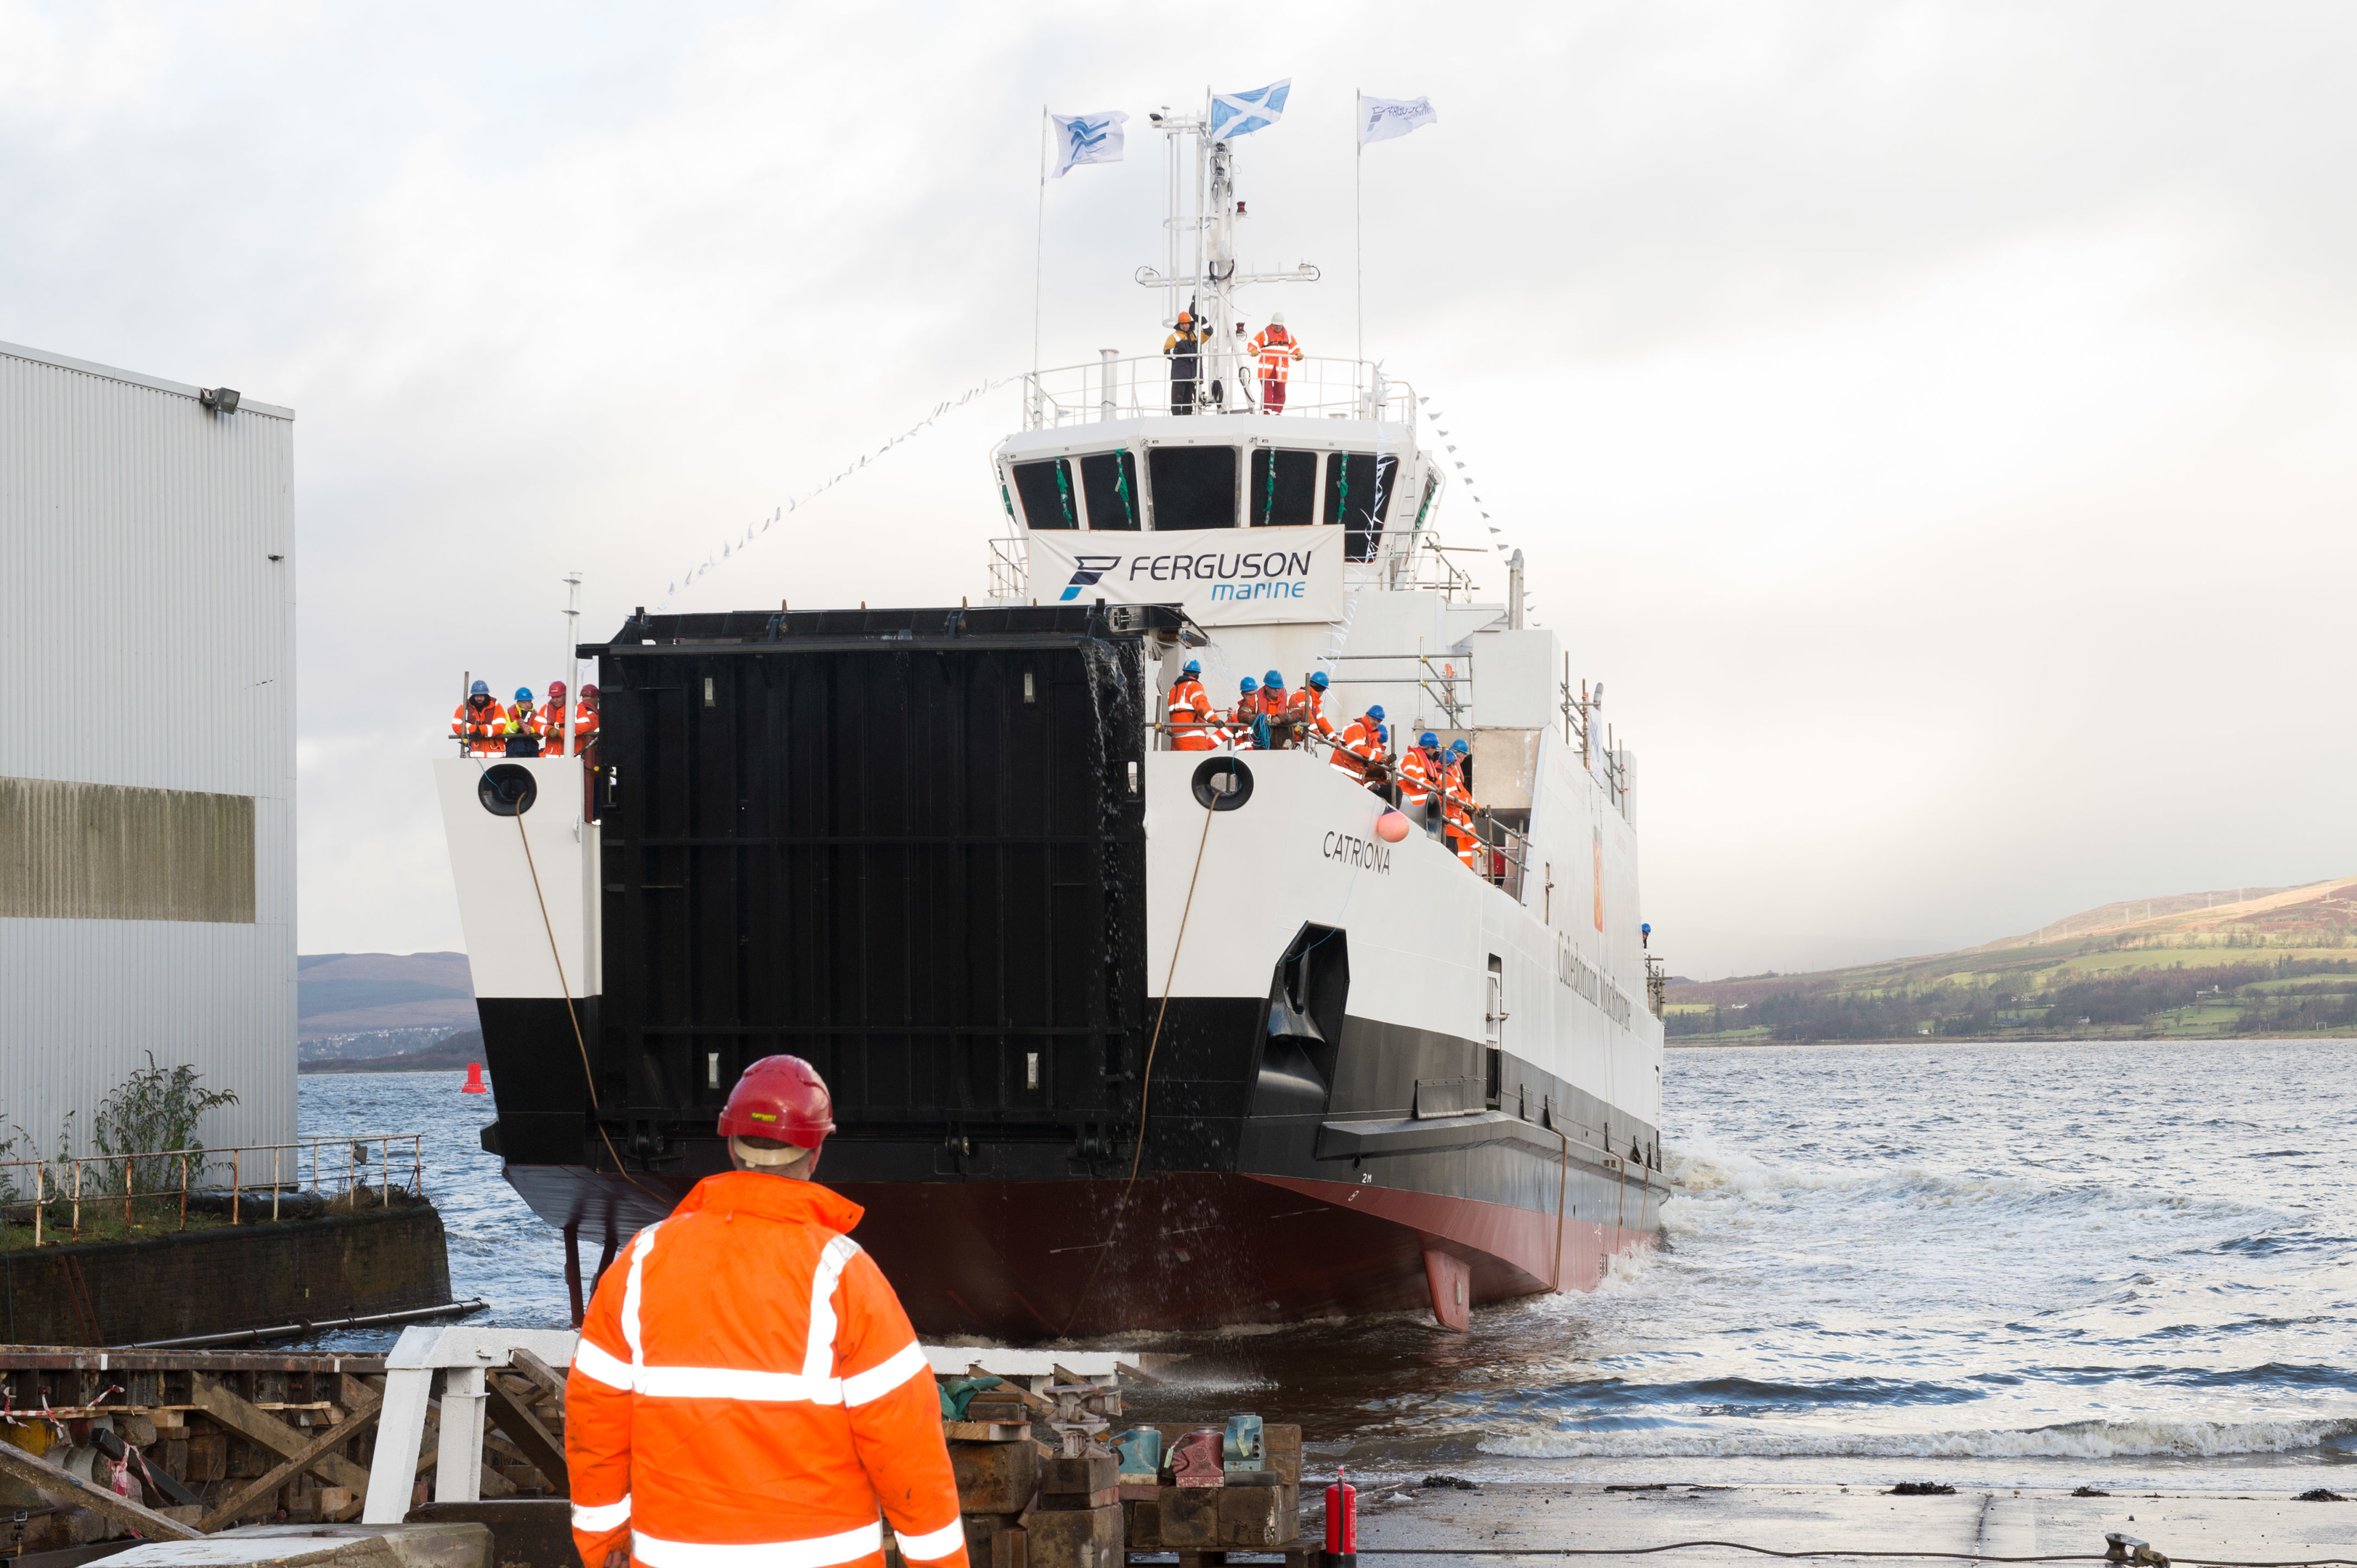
<box><xmin>580</xmin><ymin>683</ymin><xmax>599</xmax><ymax>699</ymax></box>
<box><xmin>547</xmin><ymin>679</ymin><xmax>567</xmax><ymax>698</ymax></box>
<box><xmin>717</xmin><ymin>1055</ymin><xmax>836</xmax><ymax>1150</ymax></box>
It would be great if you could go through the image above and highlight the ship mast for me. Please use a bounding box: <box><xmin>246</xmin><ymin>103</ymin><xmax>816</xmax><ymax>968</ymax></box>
<box><xmin>1137</xmin><ymin>96</ymin><xmax>1319</xmax><ymax>410</ymax></box>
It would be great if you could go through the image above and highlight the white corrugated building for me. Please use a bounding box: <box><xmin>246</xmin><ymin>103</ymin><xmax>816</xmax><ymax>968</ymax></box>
<box><xmin>0</xmin><ymin>340</ymin><xmax>296</xmax><ymax>1156</ymax></box>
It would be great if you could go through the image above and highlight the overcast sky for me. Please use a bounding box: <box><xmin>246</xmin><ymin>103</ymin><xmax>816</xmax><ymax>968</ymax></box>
<box><xmin>4</xmin><ymin>2</ymin><xmax>2351</xmax><ymax>979</ymax></box>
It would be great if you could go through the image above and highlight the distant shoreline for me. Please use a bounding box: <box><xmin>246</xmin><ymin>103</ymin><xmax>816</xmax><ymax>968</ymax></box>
<box><xmin>1667</xmin><ymin>1032</ymin><xmax>2357</xmax><ymax>1048</ymax></box>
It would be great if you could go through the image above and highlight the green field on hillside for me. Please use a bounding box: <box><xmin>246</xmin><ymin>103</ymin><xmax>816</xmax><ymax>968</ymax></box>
<box><xmin>1664</xmin><ymin>877</ymin><xmax>2357</xmax><ymax>1043</ymax></box>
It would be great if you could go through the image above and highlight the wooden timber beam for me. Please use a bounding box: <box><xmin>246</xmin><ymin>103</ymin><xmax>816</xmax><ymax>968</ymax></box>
<box><xmin>509</xmin><ymin>1349</ymin><xmax>569</xmax><ymax>1416</ymax></box>
<box><xmin>198</xmin><ymin>1383</ymin><xmax>386</xmax><ymax>1532</ymax></box>
<box><xmin>191</xmin><ymin>1374</ymin><xmax>371</xmax><ymax>1493</ymax></box>
<box><xmin>0</xmin><ymin>1437</ymin><xmax>200</xmax><ymax>1541</ymax></box>
<box><xmin>482</xmin><ymin>1375</ymin><xmax>568</xmax><ymax>1494</ymax></box>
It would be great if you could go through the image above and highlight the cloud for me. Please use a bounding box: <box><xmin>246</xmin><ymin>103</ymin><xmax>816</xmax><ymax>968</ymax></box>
<box><xmin>2</xmin><ymin>1</ymin><xmax>2352</xmax><ymax>970</ymax></box>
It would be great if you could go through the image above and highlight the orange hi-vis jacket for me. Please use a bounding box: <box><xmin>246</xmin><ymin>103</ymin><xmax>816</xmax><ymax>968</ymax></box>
<box><xmin>452</xmin><ymin>699</ymin><xmax>503</xmax><ymax>754</ymax></box>
<box><xmin>535</xmin><ymin>699</ymin><xmax>571</xmax><ymax>744</ymax></box>
<box><xmin>1168</xmin><ymin>677</ymin><xmax>1215</xmax><ymax>751</ymax></box>
<box><xmin>565</xmin><ymin>1174</ymin><xmax>965</xmax><ymax>1568</ymax></box>
<box><xmin>1330</xmin><ymin>718</ymin><xmax>1384</xmax><ymax>783</ymax></box>
<box><xmin>1247</xmin><ymin>326</ymin><xmax>1303</xmax><ymax>383</ymax></box>
<box><xmin>573</xmin><ymin>701</ymin><xmax>601</xmax><ymax>757</ymax></box>
<box><xmin>1396</xmin><ymin>747</ymin><xmax>1436</xmax><ymax>807</ymax></box>
<box><xmin>1287</xmin><ymin>687</ymin><xmax>1336</xmax><ymax>747</ymax></box>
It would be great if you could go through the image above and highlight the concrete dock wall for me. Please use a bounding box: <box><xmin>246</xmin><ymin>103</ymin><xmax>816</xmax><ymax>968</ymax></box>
<box><xmin>0</xmin><ymin>1203</ymin><xmax>451</xmax><ymax>1347</ymax></box>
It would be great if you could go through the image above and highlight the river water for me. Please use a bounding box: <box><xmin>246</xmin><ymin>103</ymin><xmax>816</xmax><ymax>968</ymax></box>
<box><xmin>299</xmin><ymin>1039</ymin><xmax>2357</xmax><ymax>1493</ymax></box>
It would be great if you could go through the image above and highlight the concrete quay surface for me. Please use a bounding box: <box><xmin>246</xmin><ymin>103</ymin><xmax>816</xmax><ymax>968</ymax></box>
<box><xmin>1342</xmin><ymin>1482</ymin><xmax>2357</xmax><ymax>1565</ymax></box>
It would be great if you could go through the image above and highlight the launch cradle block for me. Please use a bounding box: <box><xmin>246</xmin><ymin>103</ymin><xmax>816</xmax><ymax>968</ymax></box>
<box><xmin>1040</xmin><ymin>1451</ymin><xmax>1118</xmax><ymax>1499</ymax></box>
<box><xmin>951</xmin><ymin>1442</ymin><xmax>1041</xmax><ymax>1515</ymax></box>
<box><xmin>1021</xmin><ymin>1504</ymin><xmax>1121</xmax><ymax>1568</ymax></box>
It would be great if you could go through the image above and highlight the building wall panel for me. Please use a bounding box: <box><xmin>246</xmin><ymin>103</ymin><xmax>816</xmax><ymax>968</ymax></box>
<box><xmin>0</xmin><ymin>341</ymin><xmax>296</xmax><ymax>1153</ymax></box>
<box><xmin>0</xmin><ymin>776</ymin><xmax>257</xmax><ymax>922</ymax></box>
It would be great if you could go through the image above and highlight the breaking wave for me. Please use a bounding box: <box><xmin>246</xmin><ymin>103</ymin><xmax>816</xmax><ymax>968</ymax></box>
<box><xmin>1485</xmin><ymin>1415</ymin><xmax>2357</xmax><ymax>1461</ymax></box>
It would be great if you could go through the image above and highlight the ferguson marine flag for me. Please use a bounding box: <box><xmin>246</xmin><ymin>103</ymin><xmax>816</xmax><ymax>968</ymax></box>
<box><xmin>1359</xmin><ymin>94</ymin><xmax>1438</xmax><ymax>146</ymax></box>
<box><xmin>1051</xmin><ymin>110</ymin><xmax>1128</xmax><ymax>176</ymax></box>
<box><xmin>1025</xmin><ymin>526</ymin><xmax>1344</xmax><ymax>626</ymax></box>
<box><xmin>1210</xmin><ymin>80</ymin><xmax>1291</xmax><ymax>139</ymax></box>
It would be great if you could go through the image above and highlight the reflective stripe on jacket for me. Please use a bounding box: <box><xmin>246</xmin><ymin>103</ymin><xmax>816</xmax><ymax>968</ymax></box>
<box><xmin>565</xmin><ymin>1174</ymin><xmax>965</xmax><ymax>1568</ymax></box>
<box><xmin>1330</xmin><ymin>718</ymin><xmax>1383</xmax><ymax>781</ymax></box>
<box><xmin>1396</xmin><ymin>748</ymin><xmax>1434</xmax><ymax>807</ymax></box>
<box><xmin>1168</xmin><ymin>677</ymin><xmax>1215</xmax><ymax>750</ymax></box>
<box><xmin>1247</xmin><ymin>328</ymin><xmax>1302</xmax><ymax>382</ymax></box>
<box><xmin>1287</xmin><ymin>689</ymin><xmax>1335</xmax><ymax>744</ymax></box>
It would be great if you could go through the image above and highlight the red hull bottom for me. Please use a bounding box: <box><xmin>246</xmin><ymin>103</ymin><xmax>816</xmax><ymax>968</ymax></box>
<box><xmin>829</xmin><ymin>1170</ymin><xmax>1656</xmax><ymax>1340</ymax></box>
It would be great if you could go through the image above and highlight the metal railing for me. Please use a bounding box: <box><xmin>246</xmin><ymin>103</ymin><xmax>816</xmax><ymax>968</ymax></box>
<box><xmin>988</xmin><ymin>536</ymin><xmax>1028</xmax><ymax>601</ymax></box>
<box><xmin>1021</xmin><ymin>354</ymin><xmax>1414</xmax><ymax>430</ymax></box>
<box><xmin>0</xmin><ymin>1134</ymin><xmax>426</xmax><ymax>1249</ymax></box>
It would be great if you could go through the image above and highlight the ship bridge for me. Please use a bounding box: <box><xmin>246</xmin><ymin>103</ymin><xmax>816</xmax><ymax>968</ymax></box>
<box><xmin>988</xmin><ymin>353</ymin><xmax>1470</xmax><ymax>607</ymax></box>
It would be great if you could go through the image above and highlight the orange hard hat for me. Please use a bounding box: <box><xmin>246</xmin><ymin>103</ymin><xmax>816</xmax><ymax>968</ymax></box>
<box><xmin>717</xmin><ymin>1054</ymin><xmax>836</xmax><ymax>1151</ymax></box>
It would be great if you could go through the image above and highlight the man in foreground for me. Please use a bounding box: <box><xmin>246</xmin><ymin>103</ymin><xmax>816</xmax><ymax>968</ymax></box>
<box><xmin>566</xmin><ymin>1055</ymin><xmax>966</xmax><ymax>1568</ymax></box>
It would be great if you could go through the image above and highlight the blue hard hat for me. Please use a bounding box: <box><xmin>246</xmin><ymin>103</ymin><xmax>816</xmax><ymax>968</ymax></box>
<box><xmin>1263</xmin><ymin>669</ymin><xmax>1285</xmax><ymax>687</ymax></box>
<box><xmin>470</xmin><ymin>680</ymin><xmax>490</xmax><ymax>697</ymax></box>
<box><xmin>1239</xmin><ymin>677</ymin><xmax>1258</xmax><ymax>693</ymax></box>
<box><xmin>1367</xmin><ymin>704</ymin><xmax>1385</xmax><ymax>722</ymax></box>
<box><xmin>1183</xmin><ymin>659</ymin><xmax>1201</xmax><ymax>676</ymax></box>
<box><xmin>1450</xmin><ymin>738</ymin><xmax>1469</xmax><ymax>754</ymax></box>
<box><xmin>513</xmin><ymin>687</ymin><xmax>533</xmax><ymax>701</ymax></box>
<box><xmin>1419</xmin><ymin>732</ymin><xmax>1438</xmax><ymax>748</ymax></box>
<box><xmin>1642</xmin><ymin>923</ymin><xmax>1653</xmax><ymax>936</ymax></box>
<box><xmin>1308</xmin><ymin>670</ymin><xmax>1329</xmax><ymax>690</ymax></box>
<box><xmin>1377</xmin><ymin>724</ymin><xmax>1390</xmax><ymax>744</ymax></box>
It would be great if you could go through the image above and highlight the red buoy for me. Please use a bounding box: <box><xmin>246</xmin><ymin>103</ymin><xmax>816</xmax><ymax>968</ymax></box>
<box><xmin>461</xmin><ymin>1061</ymin><xmax>489</xmax><ymax>1094</ymax></box>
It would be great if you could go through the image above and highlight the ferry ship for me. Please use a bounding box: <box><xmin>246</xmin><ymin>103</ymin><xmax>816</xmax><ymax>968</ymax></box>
<box><xmin>437</xmin><ymin>104</ymin><xmax>1668</xmax><ymax>1339</ymax></box>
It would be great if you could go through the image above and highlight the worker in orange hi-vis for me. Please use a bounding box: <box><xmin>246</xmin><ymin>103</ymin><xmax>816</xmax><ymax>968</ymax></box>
<box><xmin>1167</xmin><ymin>660</ymin><xmax>1216</xmax><ymax>751</ymax></box>
<box><xmin>1441</xmin><ymin>738</ymin><xmax>1483</xmax><ymax>871</ymax></box>
<box><xmin>534</xmin><ymin>680</ymin><xmax>570</xmax><ymax>745</ymax></box>
<box><xmin>1329</xmin><ymin>704</ymin><xmax>1387</xmax><ymax>788</ymax></box>
<box><xmin>1222</xmin><ymin>677</ymin><xmax>1263</xmax><ymax>751</ymax></box>
<box><xmin>572</xmin><ymin>683</ymin><xmax>602</xmax><ymax>759</ymax></box>
<box><xmin>566</xmin><ymin>1055</ymin><xmax>966</xmax><ymax>1568</ymax></box>
<box><xmin>451</xmin><ymin>680</ymin><xmax>503</xmax><ymax>755</ymax></box>
<box><xmin>1248</xmin><ymin>314</ymin><xmax>1303</xmax><ymax>415</ymax></box>
<box><xmin>1396</xmin><ymin>731</ymin><xmax>1440</xmax><ymax>828</ymax></box>
<box><xmin>1286</xmin><ymin>670</ymin><xmax>1338</xmax><ymax>752</ymax></box>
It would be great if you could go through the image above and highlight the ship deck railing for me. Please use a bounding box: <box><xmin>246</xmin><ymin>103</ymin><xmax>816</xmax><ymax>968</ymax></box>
<box><xmin>0</xmin><ymin>1132</ymin><xmax>428</xmax><ymax>1249</ymax></box>
<box><xmin>1020</xmin><ymin>354</ymin><xmax>1414</xmax><ymax>430</ymax></box>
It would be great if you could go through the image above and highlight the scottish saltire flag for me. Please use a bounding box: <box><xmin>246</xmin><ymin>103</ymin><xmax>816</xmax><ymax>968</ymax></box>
<box><xmin>1359</xmin><ymin>94</ymin><xmax>1437</xmax><ymax>146</ymax></box>
<box><xmin>1210</xmin><ymin>80</ymin><xmax>1290</xmax><ymax>139</ymax></box>
<box><xmin>1052</xmin><ymin>110</ymin><xmax>1128</xmax><ymax>176</ymax></box>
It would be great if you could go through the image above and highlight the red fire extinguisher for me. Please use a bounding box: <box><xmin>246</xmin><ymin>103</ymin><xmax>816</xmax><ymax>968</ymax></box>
<box><xmin>1324</xmin><ymin>1463</ymin><xmax>1357</xmax><ymax>1567</ymax></box>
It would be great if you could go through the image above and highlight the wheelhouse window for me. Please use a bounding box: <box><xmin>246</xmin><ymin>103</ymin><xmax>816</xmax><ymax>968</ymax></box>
<box><xmin>1248</xmin><ymin>449</ymin><xmax>1319</xmax><ymax>527</ymax></box>
<box><xmin>1324</xmin><ymin>452</ymin><xmax>1399</xmax><ymax>561</ymax></box>
<box><xmin>1080</xmin><ymin>449</ymin><xmax>1141</xmax><ymax>531</ymax></box>
<box><xmin>1011</xmin><ymin>458</ymin><xmax>1077</xmax><ymax>530</ymax></box>
<box><xmin>1147</xmin><ymin>445</ymin><xmax>1239</xmax><ymax>529</ymax></box>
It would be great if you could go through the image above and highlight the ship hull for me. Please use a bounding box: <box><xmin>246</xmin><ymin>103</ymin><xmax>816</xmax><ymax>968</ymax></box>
<box><xmin>497</xmin><ymin>1160</ymin><xmax>1657</xmax><ymax>1339</ymax></box>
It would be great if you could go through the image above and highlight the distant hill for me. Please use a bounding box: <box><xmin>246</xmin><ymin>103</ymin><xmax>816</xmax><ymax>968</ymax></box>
<box><xmin>1664</xmin><ymin>875</ymin><xmax>2357</xmax><ymax>1042</ymax></box>
<box><xmin>300</xmin><ymin>1029</ymin><xmax>487</xmax><ymax>1075</ymax></box>
<box><xmin>297</xmin><ymin>952</ymin><xmax>476</xmax><ymax>1043</ymax></box>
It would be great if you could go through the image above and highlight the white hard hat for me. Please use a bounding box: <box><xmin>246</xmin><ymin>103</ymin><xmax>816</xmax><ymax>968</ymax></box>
<box><xmin>1271</xmin><ymin>313</ymin><xmax>1285</xmax><ymax>326</ymax></box>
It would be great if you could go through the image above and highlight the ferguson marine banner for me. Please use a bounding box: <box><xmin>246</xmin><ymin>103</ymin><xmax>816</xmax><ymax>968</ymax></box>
<box><xmin>1025</xmin><ymin>526</ymin><xmax>1345</xmax><ymax>626</ymax></box>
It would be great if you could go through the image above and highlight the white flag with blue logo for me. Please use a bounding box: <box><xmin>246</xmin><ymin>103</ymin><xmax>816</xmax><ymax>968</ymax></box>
<box><xmin>1210</xmin><ymin>80</ymin><xmax>1290</xmax><ymax>139</ymax></box>
<box><xmin>1051</xmin><ymin>110</ymin><xmax>1128</xmax><ymax>176</ymax></box>
<box><xmin>1359</xmin><ymin>94</ymin><xmax>1437</xmax><ymax>146</ymax></box>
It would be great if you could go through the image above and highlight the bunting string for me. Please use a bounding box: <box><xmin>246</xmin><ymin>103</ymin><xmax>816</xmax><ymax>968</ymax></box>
<box><xmin>655</xmin><ymin>372</ymin><xmax>1023</xmax><ymax>611</ymax></box>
